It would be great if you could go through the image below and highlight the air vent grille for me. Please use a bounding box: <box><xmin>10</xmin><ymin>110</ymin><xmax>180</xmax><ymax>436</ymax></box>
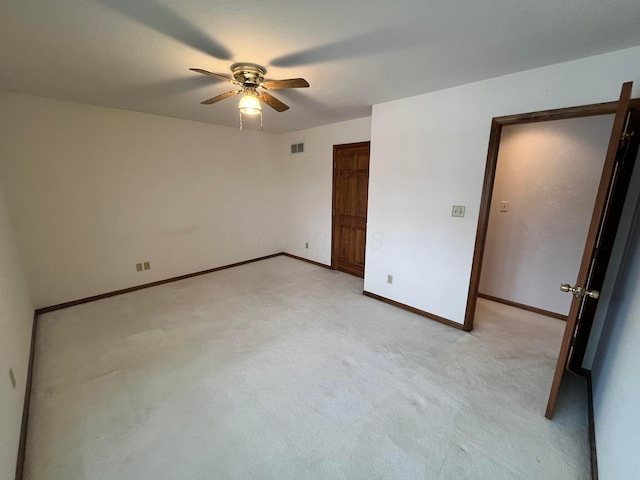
<box><xmin>291</xmin><ymin>142</ymin><xmax>304</xmax><ymax>154</ymax></box>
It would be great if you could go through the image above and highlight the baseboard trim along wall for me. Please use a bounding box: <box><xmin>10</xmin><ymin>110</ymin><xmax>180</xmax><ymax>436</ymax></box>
<box><xmin>477</xmin><ymin>293</ymin><xmax>568</xmax><ymax>321</ymax></box>
<box><xmin>363</xmin><ymin>291</ymin><xmax>466</xmax><ymax>331</ymax></box>
<box><xmin>35</xmin><ymin>253</ymin><xmax>285</xmax><ymax>315</ymax></box>
<box><xmin>14</xmin><ymin>313</ymin><xmax>38</xmax><ymax>480</ymax></box>
<box><xmin>281</xmin><ymin>252</ymin><xmax>332</xmax><ymax>269</ymax></box>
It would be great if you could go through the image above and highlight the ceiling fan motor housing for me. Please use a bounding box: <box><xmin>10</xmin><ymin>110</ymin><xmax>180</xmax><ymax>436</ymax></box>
<box><xmin>231</xmin><ymin>63</ymin><xmax>266</xmax><ymax>86</ymax></box>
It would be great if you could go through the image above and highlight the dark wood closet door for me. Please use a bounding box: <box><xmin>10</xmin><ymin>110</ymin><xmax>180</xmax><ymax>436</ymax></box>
<box><xmin>332</xmin><ymin>142</ymin><xmax>370</xmax><ymax>277</ymax></box>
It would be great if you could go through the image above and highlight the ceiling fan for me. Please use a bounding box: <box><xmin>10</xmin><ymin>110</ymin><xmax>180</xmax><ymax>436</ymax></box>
<box><xmin>189</xmin><ymin>63</ymin><xmax>309</xmax><ymax>119</ymax></box>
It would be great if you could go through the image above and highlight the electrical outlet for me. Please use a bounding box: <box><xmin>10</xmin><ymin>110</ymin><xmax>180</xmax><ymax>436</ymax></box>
<box><xmin>9</xmin><ymin>368</ymin><xmax>16</xmax><ymax>389</ymax></box>
<box><xmin>452</xmin><ymin>205</ymin><xmax>465</xmax><ymax>218</ymax></box>
<box><xmin>387</xmin><ymin>274</ymin><xmax>393</xmax><ymax>284</ymax></box>
<box><xmin>500</xmin><ymin>201</ymin><xmax>509</xmax><ymax>213</ymax></box>
<box><xmin>136</xmin><ymin>263</ymin><xmax>143</xmax><ymax>272</ymax></box>
<box><xmin>143</xmin><ymin>261</ymin><xmax>151</xmax><ymax>270</ymax></box>
<box><xmin>305</xmin><ymin>242</ymin><xmax>309</xmax><ymax>249</ymax></box>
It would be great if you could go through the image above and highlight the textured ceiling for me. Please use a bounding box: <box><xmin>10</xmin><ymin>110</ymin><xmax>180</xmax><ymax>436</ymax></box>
<box><xmin>1</xmin><ymin>0</ymin><xmax>640</xmax><ymax>133</ymax></box>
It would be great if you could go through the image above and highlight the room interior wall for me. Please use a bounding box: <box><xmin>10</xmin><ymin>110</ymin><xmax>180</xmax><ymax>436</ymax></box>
<box><xmin>591</xmin><ymin>181</ymin><xmax>640</xmax><ymax>480</ymax></box>
<box><xmin>366</xmin><ymin>45</ymin><xmax>640</xmax><ymax>324</ymax></box>
<box><xmin>280</xmin><ymin>118</ymin><xmax>372</xmax><ymax>266</ymax></box>
<box><xmin>479</xmin><ymin>116</ymin><xmax>613</xmax><ymax>316</ymax></box>
<box><xmin>0</xmin><ymin>177</ymin><xmax>33</xmax><ymax>480</ymax></box>
<box><xmin>0</xmin><ymin>92</ymin><xmax>285</xmax><ymax>309</ymax></box>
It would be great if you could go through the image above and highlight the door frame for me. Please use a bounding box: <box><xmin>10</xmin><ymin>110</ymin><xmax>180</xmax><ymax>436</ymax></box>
<box><xmin>331</xmin><ymin>141</ymin><xmax>371</xmax><ymax>273</ymax></box>
<box><xmin>463</xmin><ymin>98</ymin><xmax>640</xmax><ymax>332</ymax></box>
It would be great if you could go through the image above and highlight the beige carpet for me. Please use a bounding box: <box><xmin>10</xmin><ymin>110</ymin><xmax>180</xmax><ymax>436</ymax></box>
<box><xmin>25</xmin><ymin>256</ymin><xmax>589</xmax><ymax>479</ymax></box>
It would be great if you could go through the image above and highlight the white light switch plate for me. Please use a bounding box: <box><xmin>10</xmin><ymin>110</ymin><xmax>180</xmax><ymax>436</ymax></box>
<box><xmin>500</xmin><ymin>201</ymin><xmax>509</xmax><ymax>212</ymax></box>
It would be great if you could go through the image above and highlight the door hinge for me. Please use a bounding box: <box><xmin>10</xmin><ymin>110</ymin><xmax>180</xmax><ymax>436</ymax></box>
<box><xmin>618</xmin><ymin>130</ymin><xmax>635</xmax><ymax>167</ymax></box>
<box><xmin>621</xmin><ymin>130</ymin><xmax>634</xmax><ymax>145</ymax></box>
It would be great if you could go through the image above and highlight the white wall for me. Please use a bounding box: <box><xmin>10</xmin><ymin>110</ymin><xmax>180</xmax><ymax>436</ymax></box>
<box><xmin>280</xmin><ymin>118</ymin><xmax>371</xmax><ymax>265</ymax></box>
<box><xmin>0</xmin><ymin>177</ymin><xmax>33</xmax><ymax>480</ymax></box>
<box><xmin>0</xmin><ymin>92</ymin><xmax>285</xmax><ymax>308</ymax></box>
<box><xmin>591</xmin><ymin>187</ymin><xmax>640</xmax><ymax>480</ymax></box>
<box><xmin>479</xmin><ymin>116</ymin><xmax>612</xmax><ymax>315</ymax></box>
<box><xmin>366</xmin><ymin>45</ymin><xmax>640</xmax><ymax>324</ymax></box>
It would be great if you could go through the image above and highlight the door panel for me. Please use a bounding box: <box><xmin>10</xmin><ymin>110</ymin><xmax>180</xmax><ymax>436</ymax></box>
<box><xmin>353</xmin><ymin>226</ymin><xmax>367</xmax><ymax>267</ymax></box>
<box><xmin>546</xmin><ymin>82</ymin><xmax>635</xmax><ymax>419</ymax></box>
<box><xmin>339</xmin><ymin>224</ymin><xmax>352</xmax><ymax>261</ymax></box>
<box><xmin>569</xmin><ymin>108</ymin><xmax>640</xmax><ymax>371</ymax></box>
<box><xmin>332</xmin><ymin>142</ymin><xmax>370</xmax><ymax>277</ymax></box>
<box><xmin>356</xmin><ymin>176</ymin><xmax>369</xmax><ymax>216</ymax></box>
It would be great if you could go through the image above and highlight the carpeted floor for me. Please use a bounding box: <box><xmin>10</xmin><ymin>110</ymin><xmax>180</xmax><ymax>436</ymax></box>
<box><xmin>25</xmin><ymin>256</ymin><xmax>589</xmax><ymax>479</ymax></box>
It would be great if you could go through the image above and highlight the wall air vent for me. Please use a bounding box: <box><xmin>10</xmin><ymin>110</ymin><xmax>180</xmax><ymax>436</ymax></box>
<box><xmin>291</xmin><ymin>142</ymin><xmax>304</xmax><ymax>154</ymax></box>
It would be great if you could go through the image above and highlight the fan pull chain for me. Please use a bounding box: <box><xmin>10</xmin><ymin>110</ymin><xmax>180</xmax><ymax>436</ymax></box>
<box><xmin>238</xmin><ymin>111</ymin><xmax>263</xmax><ymax>131</ymax></box>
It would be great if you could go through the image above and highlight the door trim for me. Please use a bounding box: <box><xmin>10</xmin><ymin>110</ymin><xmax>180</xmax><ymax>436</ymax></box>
<box><xmin>331</xmin><ymin>141</ymin><xmax>371</xmax><ymax>272</ymax></box>
<box><xmin>463</xmin><ymin>98</ymin><xmax>640</xmax><ymax>332</ymax></box>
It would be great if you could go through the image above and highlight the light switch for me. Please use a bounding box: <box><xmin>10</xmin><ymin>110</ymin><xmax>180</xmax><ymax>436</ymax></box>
<box><xmin>500</xmin><ymin>201</ymin><xmax>509</xmax><ymax>213</ymax></box>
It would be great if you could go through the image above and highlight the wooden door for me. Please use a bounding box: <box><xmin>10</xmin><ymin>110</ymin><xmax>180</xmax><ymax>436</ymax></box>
<box><xmin>546</xmin><ymin>82</ymin><xmax>636</xmax><ymax>419</ymax></box>
<box><xmin>332</xmin><ymin>142</ymin><xmax>370</xmax><ymax>277</ymax></box>
<box><xmin>569</xmin><ymin>107</ymin><xmax>640</xmax><ymax>372</ymax></box>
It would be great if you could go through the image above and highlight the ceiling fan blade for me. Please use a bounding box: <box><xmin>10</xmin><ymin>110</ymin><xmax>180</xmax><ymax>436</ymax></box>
<box><xmin>201</xmin><ymin>90</ymin><xmax>241</xmax><ymax>105</ymax></box>
<box><xmin>257</xmin><ymin>92</ymin><xmax>289</xmax><ymax>112</ymax></box>
<box><xmin>261</xmin><ymin>78</ymin><xmax>309</xmax><ymax>89</ymax></box>
<box><xmin>190</xmin><ymin>68</ymin><xmax>238</xmax><ymax>84</ymax></box>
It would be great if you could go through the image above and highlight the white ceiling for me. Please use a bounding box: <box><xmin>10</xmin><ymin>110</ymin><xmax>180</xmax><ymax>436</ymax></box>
<box><xmin>1</xmin><ymin>0</ymin><xmax>640</xmax><ymax>133</ymax></box>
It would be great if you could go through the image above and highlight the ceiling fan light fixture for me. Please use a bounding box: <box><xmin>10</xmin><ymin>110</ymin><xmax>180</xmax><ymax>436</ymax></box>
<box><xmin>190</xmin><ymin>63</ymin><xmax>307</xmax><ymax>130</ymax></box>
<box><xmin>239</xmin><ymin>91</ymin><xmax>261</xmax><ymax>115</ymax></box>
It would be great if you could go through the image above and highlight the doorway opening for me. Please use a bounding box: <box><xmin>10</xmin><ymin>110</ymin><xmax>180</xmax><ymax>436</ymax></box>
<box><xmin>477</xmin><ymin>115</ymin><xmax>614</xmax><ymax>322</ymax></box>
<box><xmin>331</xmin><ymin>141</ymin><xmax>371</xmax><ymax>277</ymax></box>
<box><xmin>466</xmin><ymin>101</ymin><xmax>623</xmax><ymax>330</ymax></box>
<box><xmin>464</xmin><ymin>87</ymin><xmax>640</xmax><ymax>419</ymax></box>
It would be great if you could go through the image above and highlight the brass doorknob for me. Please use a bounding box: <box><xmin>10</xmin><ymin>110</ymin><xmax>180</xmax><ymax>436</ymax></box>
<box><xmin>585</xmin><ymin>289</ymin><xmax>600</xmax><ymax>299</ymax></box>
<box><xmin>560</xmin><ymin>283</ymin><xmax>600</xmax><ymax>299</ymax></box>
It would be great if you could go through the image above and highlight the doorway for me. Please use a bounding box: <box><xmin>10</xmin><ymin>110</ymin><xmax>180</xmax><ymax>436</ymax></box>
<box><xmin>465</xmin><ymin>98</ymin><xmax>639</xmax><ymax>332</ymax></box>
<box><xmin>477</xmin><ymin>115</ymin><xmax>614</xmax><ymax>322</ymax></box>
<box><xmin>464</xmin><ymin>87</ymin><xmax>640</xmax><ymax>419</ymax></box>
<box><xmin>331</xmin><ymin>141</ymin><xmax>370</xmax><ymax>277</ymax></box>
